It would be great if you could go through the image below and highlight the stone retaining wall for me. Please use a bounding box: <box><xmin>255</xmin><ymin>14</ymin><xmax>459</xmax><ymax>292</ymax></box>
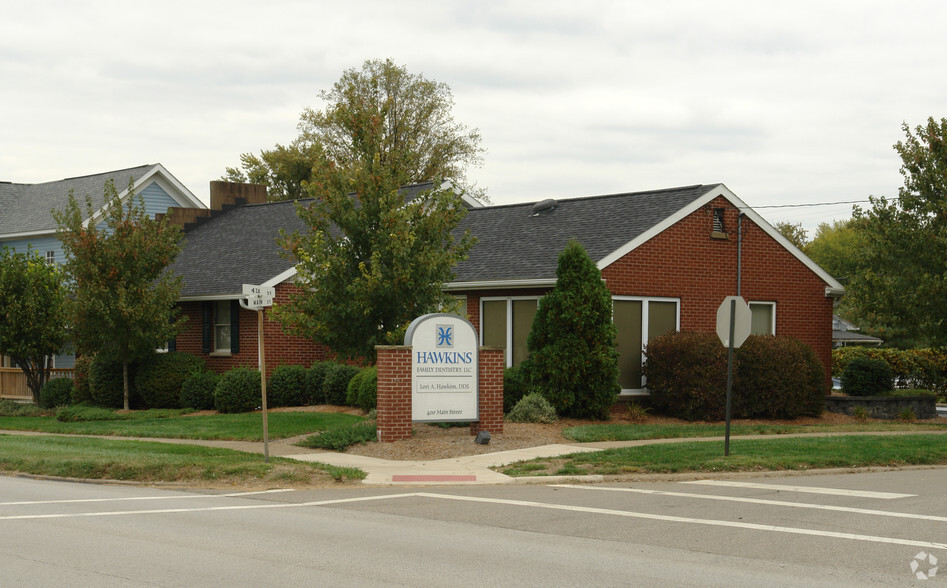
<box><xmin>825</xmin><ymin>395</ymin><xmax>937</xmax><ymax>420</ymax></box>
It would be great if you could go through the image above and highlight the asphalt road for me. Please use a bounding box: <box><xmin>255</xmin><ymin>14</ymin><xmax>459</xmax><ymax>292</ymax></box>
<box><xmin>1</xmin><ymin>468</ymin><xmax>945</xmax><ymax>586</ymax></box>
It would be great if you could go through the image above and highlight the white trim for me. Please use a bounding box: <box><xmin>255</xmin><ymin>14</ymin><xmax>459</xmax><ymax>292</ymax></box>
<box><xmin>0</xmin><ymin>229</ymin><xmax>57</xmax><ymax>240</ymax></box>
<box><xmin>178</xmin><ymin>294</ymin><xmax>242</xmax><ymax>302</ymax></box>
<box><xmin>262</xmin><ymin>267</ymin><xmax>298</xmax><ymax>289</ymax></box>
<box><xmin>445</xmin><ymin>278</ymin><xmax>556</xmax><ymax>291</ymax></box>
<box><xmin>748</xmin><ymin>300</ymin><xmax>777</xmax><ymax>335</ymax></box>
<box><xmin>595</xmin><ymin>184</ymin><xmax>846</xmax><ymax>294</ymax></box>
<box><xmin>479</xmin><ymin>295</ymin><xmax>542</xmax><ymax>368</ymax></box>
<box><xmin>83</xmin><ymin>164</ymin><xmax>205</xmax><ymax>229</ymax></box>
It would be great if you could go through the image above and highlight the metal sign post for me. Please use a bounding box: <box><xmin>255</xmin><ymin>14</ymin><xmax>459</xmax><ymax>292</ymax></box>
<box><xmin>716</xmin><ymin>296</ymin><xmax>751</xmax><ymax>457</ymax></box>
<box><xmin>240</xmin><ymin>284</ymin><xmax>275</xmax><ymax>462</ymax></box>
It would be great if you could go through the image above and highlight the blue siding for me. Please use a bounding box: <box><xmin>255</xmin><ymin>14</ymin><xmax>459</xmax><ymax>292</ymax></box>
<box><xmin>0</xmin><ymin>236</ymin><xmax>66</xmax><ymax>266</ymax></box>
<box><xmin>139</xmin><ymin>182</ymin><xmax>179</xmax><ymax>218</ymax></box>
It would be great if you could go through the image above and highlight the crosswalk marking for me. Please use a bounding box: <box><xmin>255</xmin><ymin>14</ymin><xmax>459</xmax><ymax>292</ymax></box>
<box><xmin>681</xmin><ymin>479</ymin><xmax>915</xmax><ymax>499</ymax></box>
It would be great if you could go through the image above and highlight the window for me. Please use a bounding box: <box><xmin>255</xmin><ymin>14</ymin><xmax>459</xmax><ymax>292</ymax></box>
<box><xmin>613</xmin><ymin>297</ymin><xmax>679</xmax><ymax>392</ymax></box>
<box><xmin>712</xmin><ymin>208</ymin><xmax>727</xmax><ymax>238</ymax></box>
<box><xmin>214</xmin><ymin>301</ymin><xmax>231</xmax><ymax>352</ymax></box>
<box><xmin>480</xmin><ymin>297</ymin><xmax>540</xmax><ymax>367</ymax></box>
<box><xmin>45</xmin><ymin>251</ymin><xmax>55</xmax><ymax>265</ymax></box>
<box><xmin>749</xmin><ymin>301</ymin><xmax>775</xmax><ymax>335</ymax></box>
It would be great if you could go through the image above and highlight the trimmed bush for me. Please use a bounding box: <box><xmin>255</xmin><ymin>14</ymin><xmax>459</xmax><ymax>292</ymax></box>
<box><xmin>733</xmin><ymin>335</ymin><xmax>826</xmax><ymax>418</ymax></box>
<box><xmin>506</xmin><ymin>392</ymin><xmax>558</xmax><ymax>423</ymax></box>
<box><xmin>136</xmin><ymin>352</ymin><xmax>207</xmax><ymax>409</ymax></box>
<box><xmin>833</xmin><ymin>347</ymin><xmax>947</xmax><ymax>394</ymax></box>
<box><xmin>346</xmin><ymin>368</ymin><xmax>368</xmax><ymax>407</ymax></box>
<box><xmin>39</xmin><ymin>377</ymin><xmax>75</xmax><ymax>409</ymax></box>
<box><xmin>214</xmin><ymin>367</ymin><xmax>261</xmax><ymax>414</ymax></box>
<box><xmin>841</xmin><ymin>356</ymin><xmax>894</xmax><ymax>396</ymax></box>
<box><xmin>268</xmin><ymin>365</ymin><xmax>309</xmax><ymax>407</ymax></box>
<box><xmin>180</xmin><ymin>371</ymin><xmax>220</xmax><ymax>411</ymax></box>
<box><xmin>323</xmin><ymin>363</ymin><xmax>360</xmax><ymax>406</ymax></box>
<box><xmin>644</xmin><ymin>331</ymin><xmax>728</xmax><ymax>421</ymax></box>
<box><xmin>306</xmin><ymin>361</ymin><xmax>333</xmax><ymax>405</ymax></box>
<box><xmin>89</xmin><ymin>357</ymin><xmax>141</xmax><ymax>409</ymax></box>
<box><xmin>347</xmin><ymin>366</ymin><xmax>377</xmax><ymax>412</ymax></box>
<box><xmin>503</xmin><ymin>363</ymin><xmax>530</xmax><ymax>414</ymax></box>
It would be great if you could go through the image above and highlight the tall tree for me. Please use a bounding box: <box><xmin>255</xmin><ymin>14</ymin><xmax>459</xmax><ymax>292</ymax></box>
<box><xmin>774</xmin><ymin>221</ymin><xmax>808</xmax><ymax>250</ymax></box>
<box><xmin>525</xmin><ymin>240</ymin><xmax>620</xmax><ymax>419</ymax></box>
<box><xmin>225</xmin><ymin>58</ymin><xmax>486</xmax><ymax>202</ymax></box>
<box><xmin>0</xmin><ymin>247</ymin><xmax>68</xmax><ymax>403</ymax></box>
<box><xmin>848</xmin><ymin>117</ymin><xmax>947</xmax><ymax>347</ymax></box>
<box><xmin>275</xmin><ymin>61</ymin><xmax>477</xmax><ymax>361</ymax></box>
<box><xmin>54</xmin><ymin>181</ymin><xmax>185</xmax><ymax>409</ymax></box>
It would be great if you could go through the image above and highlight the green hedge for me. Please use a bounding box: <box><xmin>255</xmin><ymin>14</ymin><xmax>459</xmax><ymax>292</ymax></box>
<box><xmin>840</xmin><ymin>356</ymin><xmax>894</xmax><ymax>396</ymax></box>
<box><xmin>39</xmin><ymin>377</ymin><xmax>75</xmax><ymax>409</ymax></box>
<box><xmin>180</xmin><ymin>371</ymin><xmax>219</xmax><ymax>411</ymax></box>
<box><xmin>323</xmin><ymin>363</ymin><xmax>360</xmax><ymax>406</ymax></box>
<box><xmin>214</xmin><ymin>367</ymin><xmax>261</xmax><ymax>414</ymax></box>
<box><xmin>268</xmin><ymin>365</ymin><xmax>309</xmax><ymax>407</ymax></box>
<box><xmin>136</xmin><ymin>352</ymin><xmax>207</xmax><ymax>409</ymax></box>
<box><xmin>345</xmin><ymin>366</ymin><xmax>377</xmax><ymax>412</ymax></box>
<box><xmin>306</xmin><ymin>361</ymin><xmax>333</xmax><ymax>405</ymax></box>
<box><xmin>832</xmin><ymin>347</ymin><xmax>947</xmax><ymax>394</ymax></box>
<box><xmin>644</xmin><ymin>332</ymin><xmax>826</xmax><ymax>421</ymax></box>
<box><xmin>89</xmin><ymin>357</ymin><xmax>142</xmax><ymax>409</ymax></box>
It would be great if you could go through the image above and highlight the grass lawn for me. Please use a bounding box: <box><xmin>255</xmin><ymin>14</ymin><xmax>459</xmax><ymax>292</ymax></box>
<box><xmin>0</xmin><ymin>434</ymin><xmax>365</xmax><ymax>485</ymax></box>
<box><xmin>497</xmin><ymin>433</ymin><xmax>947</xmax><ymax>477</ymax></box>
<box><xmin>0</xmin><ymin>410</ymin><xmax>364</xmax><ymax>441</ymax></box>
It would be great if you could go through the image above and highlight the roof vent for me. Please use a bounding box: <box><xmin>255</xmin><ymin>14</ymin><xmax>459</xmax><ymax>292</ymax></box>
<box><xmin>531</xmin><ymin>198</ymin><xmax>557</xmax><ymax>216</ymax></box>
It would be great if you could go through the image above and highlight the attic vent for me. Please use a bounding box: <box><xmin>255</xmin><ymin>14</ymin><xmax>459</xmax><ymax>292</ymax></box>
<box><xmin>531</xmin><ymin>198</ymin><xmax>557</xmax><ymax>216</ymax></box>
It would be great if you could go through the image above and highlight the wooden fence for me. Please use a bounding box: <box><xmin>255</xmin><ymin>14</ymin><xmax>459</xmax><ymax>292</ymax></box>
<box><xmin>0</xmin><ymin>368</ymin><xmax>75</xmax><ymax>402</ymax></box>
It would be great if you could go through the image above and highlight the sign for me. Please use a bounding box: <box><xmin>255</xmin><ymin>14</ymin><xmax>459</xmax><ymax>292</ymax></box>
<box><xmin>716</xmin><ymin>295</ymin><xmax>751</xmax><ymax>349</ymax></box>
<box><xmin>404</xmin><ymin>313</ymin><xmax>478</xmax><ymax>422</ymax></box>
<box><xmin>240</xmin><ymin>284</ymin><xmax>275</xmax><ymax>310</ymax></box>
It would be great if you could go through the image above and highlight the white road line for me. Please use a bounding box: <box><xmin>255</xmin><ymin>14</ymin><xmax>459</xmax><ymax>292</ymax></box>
<box><xmin>0</xmin><ymin>488</ymin><xmax>294</xmax><ymax>506</ymax></box>
<box><xmin>415</xmin><ymin>492</ymin><xmax>947</xmax><ymax>551</ymax></box>
<box><xmin>0</xmin><ymin>493</ymin><xmax>419</xmax><ymax>521</ymax></box>
<box><xmin>551</xmin><ymin>484</ymin><xmax>947</xmax><ymax>523</ymax></box>
<box><xmin>681</xmin><ymin>480</ymin><xmax>915</xmax><ymax>499</ymax></box>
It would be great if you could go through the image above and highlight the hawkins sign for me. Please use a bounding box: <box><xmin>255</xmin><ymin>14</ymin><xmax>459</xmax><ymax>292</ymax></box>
<box><xmin>404</xmin><ymin>313</ymin><xmax>479</xmax><ymax>422</ymax></box>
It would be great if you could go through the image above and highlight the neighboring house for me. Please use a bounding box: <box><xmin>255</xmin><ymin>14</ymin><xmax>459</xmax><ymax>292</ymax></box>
<box><xmin>832</xmin><ymin>315</ymin><xmax>883</xmax><ymax>348</ymax></box>
<box><xmin>164</xmin><ymin>182</ymin><xmax>844</xmax><ymax>395</ymax></box>
<box><xmin>0</xmin><ymin>164</ymin><xmax>205</xmax><ymax>369</ymax></box>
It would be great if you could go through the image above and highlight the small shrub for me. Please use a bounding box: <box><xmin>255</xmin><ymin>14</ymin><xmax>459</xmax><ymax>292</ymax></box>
<box><xmin>503</xmin><ymin>363</ymin><xmax>530</xmax><ymax>414</ymax></box>
<box><xmin>0</xmin><ymin>399</ymin><xmax>48</xmax><ymax>417</ymax></box>
<box><xmin>136</xmin><ymin>352</ymin><xmax>207</xmax><ymax>409</ymax></box>
<box><xmin>734</xmin><ymin>335</ymin><xmax>826</xmax><ymax>419</ymax></box>
<box><xmin>268</xmin><ymin>365</ymin><xmax>309</xmax><ymax>407</ymax></box>
<box><xmin>841</xmin><ymin>356</ymin><xmax>893</xmax><ymax>396</ymax></box>
<box><xmin>506</xmin><ymin>392</ymin><xmax>558</xmax><ymax>423</ymax></box>
<box><xmin>39</xmin><ymin>378</ymin><xmax>76</xmax><ymax>409</ymax></box>
<box><xmin>626</xmin><ymin>402</ymin><xmax>651</xmax><ymax>423</ymax></box>
<box><xmin>323</xmin><ymin>363</ymin><xmax>360</xmax><ymax>406</ymax></box>
<box><xmin>306</xmin><ymin>361</ymin><xmax>333</xmax><ymax>404</ymax></box>
<box><xmin>297</xmin><ymin>421</ymin><xmax>377</xmax><ymax>451</ymax></box>
<box><xmin>852</xmin><ymin>405</ymin><xmax>870</xmax><ymax>422</ymax></box>
<box><xmin>644</xmin><ymin>331</ymin><xmax>728</xmax><ymax>421</ymax></box>
<box><xmin>351</xmin><ymin>366</ymin><xmax>377</xmax><ymax>412</ymax></box>
<box><xmin>88</xmin><ymin>356</ymin><xmax>141</xmax><ymax>408</ymax></box>
<box><xmin>180</xmin><ymin>371</ymin><xmax>220</xmax><ymax>411</ymax></box>
<box><xmin>214</xmin><ymin>367</ymin><xmax>261</xmax><ymax>414</ymax></box>
<box><xmin>898</xmin><ymin>407</ymin><xmax>916</xmax><ymax>423</ymax></box>
<box><xmin>56</xmin><ymin>404</ymin><xmax>126</xmax><ymax>422</ymax></box>
<box><xmin>345</xmin><ymin>368</ymin><xmax>368</xmax><ymax>407</ymax></box>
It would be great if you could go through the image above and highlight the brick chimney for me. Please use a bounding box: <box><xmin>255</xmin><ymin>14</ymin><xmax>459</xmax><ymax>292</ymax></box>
<box><xmin>157</xmin><ymin>181</ymin><xmax>268</xmax><ymax>231</ymax></box>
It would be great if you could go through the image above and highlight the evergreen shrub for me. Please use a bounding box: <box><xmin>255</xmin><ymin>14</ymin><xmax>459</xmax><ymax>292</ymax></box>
<box><xmin>644</xmin><ymin>331</ymin><xmax>729</xmax><ymax>421</ymax></box>
<box><xmin>180</xmin><ymin>370</ymin><xmax>220</xmax><ymax>411</ymax></box>
<box><xmin>89</xmin><ymin>356</ymin><xmax>141</xmax><ymax>409</ymax></box>
<box><xmin>526</xmin><ymin>240</ymin><xmax>619</xmax><ymax>419</ymax></box>
<box><xmin>354</xmin><ymin>366</ymin><xmax>377</xmax><ymax>412</ymax></box>
<box><xmin>214</xmin><ymin>367</ymin><xmax>261</xmax><ymax>413</ymax></box>
<box><xmin>503</xmin><ymin>363</ymin><xmax>530</xmax><ymax>414</ymax></box>
<box><xmin>268</xmin><ymin>365</ymin><xmax>309</xmax><ymax>407</ymax></box>
<box><xmin>39</xmin><ymin>377</ymin><xmax>75</xmax><ymax>409</ymax></box>
<box><xmin>506</xmin><ymin>392</ymin><xmax>558</xmax><ymax>423</ymax></box>
<box><xmin>323</xmin><ymin>363</ymin><xmax>360</xmax><ymax>406</ymax></box>
<box><xmin>734</xmin><ymin>335</ymin><xmax>825</xmax><ymax>418</ymax></box>
<box><xmin>136</xmin><ymin>352</ymin><xmax>206</xmax><ymax>409</ymax></box>
<box><xmin>306</xmin><ymin>361</ymin><xmax>333</xmax><ymax>404</ymax></box>
<box><xmin>72</xmin><ymin>354</ymin><xmax>94</xmax><ymax>404</ymax></box>
<box><xmin>841</xmin><ymin>356</ymin><xmax>894</xmax><ymax>396</ymax></box>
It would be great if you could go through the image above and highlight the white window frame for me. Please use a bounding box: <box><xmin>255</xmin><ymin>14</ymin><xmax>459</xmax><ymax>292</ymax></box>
<box><xmin>214</xmin><ymin>301</ymin><xmax>232</xmax><ymax>353</ymax></box>
<box><xmin>479</xmin><ymin>295</ymin><xmax>542</xmax><ymax>368</ymax></box>
<box><xmin>613</xmin><ymin>296</ymin><xmax>681</xmax><ymax>395</ymax></box>
<box><xmin>45</xmin><ymin>251</ymin><xmax>55</xmax><ymax>265</ymax></box>
<box><xmin>748</xmin><ymin>301</ymin><xmax>776</xmax><ymax>336</ymax></box>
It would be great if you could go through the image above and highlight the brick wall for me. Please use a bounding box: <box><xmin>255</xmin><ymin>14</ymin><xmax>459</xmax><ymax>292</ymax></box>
<box><xmin>174</xmin><ymin>282</ymin><xmax>330</xmax><ymax>375</ymax></box>
<box><xmin>470</xmin><ymin>347</ymin><xmax>504</xmax><ymax>436</ymax></box>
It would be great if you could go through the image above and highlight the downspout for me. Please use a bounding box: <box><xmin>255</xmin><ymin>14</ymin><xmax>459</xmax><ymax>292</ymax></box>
<box><xmin>737</xmin><ymin>212</ymin><xmax>744</xmax><ymax>296</ymax></box>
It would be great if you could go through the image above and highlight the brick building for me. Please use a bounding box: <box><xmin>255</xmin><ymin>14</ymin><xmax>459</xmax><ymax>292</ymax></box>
<box><xmin>166</xmin><ymin>182</ymin><xmax>843</xmax><ymax>396</ymax></box>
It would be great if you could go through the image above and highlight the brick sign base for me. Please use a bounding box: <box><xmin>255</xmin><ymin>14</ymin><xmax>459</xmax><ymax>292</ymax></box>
<box><xmin>376</xmin><ymin>346</ymin><xmax>504</xmax><ymax>442</ymax></box>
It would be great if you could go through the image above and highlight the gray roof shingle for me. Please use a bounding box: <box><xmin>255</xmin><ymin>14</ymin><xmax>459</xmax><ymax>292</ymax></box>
<box><xmin>0</xmin><ymin>165</ymin><xmax>157</xmax><ymax>236</ymax></box>
<box><xmin>168</xmin><ymin>184</ymin><xmax>720</xmax><ymax>297</ymax></box>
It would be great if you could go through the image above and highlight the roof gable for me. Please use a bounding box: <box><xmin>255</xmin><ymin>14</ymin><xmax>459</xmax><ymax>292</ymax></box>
<box><xmin>0</xmin><ymin>164</ymin><xmax>204</xmax><ymax>239</ymax></box>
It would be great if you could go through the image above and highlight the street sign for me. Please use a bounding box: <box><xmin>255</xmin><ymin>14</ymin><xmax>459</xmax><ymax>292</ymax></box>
<box><xmin>240</xmin><ymin>284</ymin><xmax>274</xmax><ymax>310</ymax></box>
<box><xmin>716</xmin><ymin>295</ymin><xmax>751</xmax><ymax>348</ymax></box>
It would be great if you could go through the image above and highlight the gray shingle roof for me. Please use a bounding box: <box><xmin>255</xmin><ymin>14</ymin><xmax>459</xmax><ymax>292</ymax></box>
<box><xmin>170</xmin><ymin>199</ymin><xmax>308</xmax><ymax>298</ymax></box>
<box><xmin>168</xmin><ymin>184</ymin><xmax>721</xmax><ymax>297</ymax></box>
<box><xmin>451</xmin><ymin>184</ymin><xmax>719</xmax><ymax>284</ymax></box>
<box><xmin>0</xmin><ymin>165</ymin><xmax>157</xmax><ymax>236</ymax></box>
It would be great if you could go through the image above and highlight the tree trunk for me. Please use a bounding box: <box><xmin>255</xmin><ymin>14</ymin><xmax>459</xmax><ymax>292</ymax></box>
<box><xmin>123</xmin><ymin>361</ymin><xmax>130</xmax><ymax>411</ymax></box>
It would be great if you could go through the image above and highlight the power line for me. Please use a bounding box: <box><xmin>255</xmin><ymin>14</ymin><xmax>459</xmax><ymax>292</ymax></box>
<box><xmin>751</xmin><ymin>199</ymin><xmax>870</xmax><ymax>210</ymax></box>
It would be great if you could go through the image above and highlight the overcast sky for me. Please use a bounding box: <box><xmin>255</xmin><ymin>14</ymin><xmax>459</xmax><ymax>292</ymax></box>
<box><xmin>3</xmin><ymin>1</ymin><xmax>945</xmax><ymax>234</ymax></box>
